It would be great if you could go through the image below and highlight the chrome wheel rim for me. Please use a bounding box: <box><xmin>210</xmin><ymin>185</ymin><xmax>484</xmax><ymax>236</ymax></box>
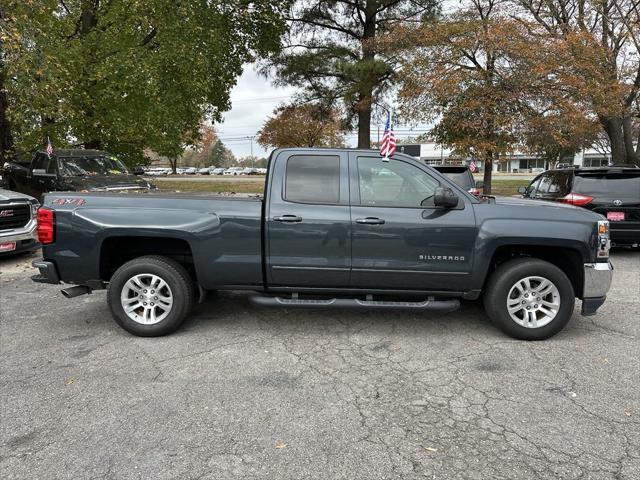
<box><xmin>507</xmin><ymin>276</ymin><xmax>560</xmax><ymax>329</ymax></box>
<box><xmin>120</xmin><ymin>274</ymin><xmax>173</xmax><ymax>325</ymax></box>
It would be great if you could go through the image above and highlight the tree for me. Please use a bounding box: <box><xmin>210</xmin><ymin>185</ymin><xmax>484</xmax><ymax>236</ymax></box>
<box><xmin>520</xmin><ymin>104</ymin><xmax>600</xmax><ymax>165</ymax></box>
<box><xmin>257</xmin><ymin>103</ymin><xmax>345</xmax><ymax>148</ymax></box>
<box><xmin>2</xmin><ymin>1</ymin><xmax>288</xmax><ymax>164</ymax></box>
<box><xmin>264</xmin><ymin>0</ymin><xmax>438</xmax><ymax>149</ymax></box>
<box><xmin>208</xmin><ymin>140</ymin><xmax>236</xmax><ymax>168</ymax></box>
<box><xmin>388</xmin><ymin>0</ymin><xmax>605</xmax><ymax>191</ymax></box>
<box><xmin>513</xmin><ymin>0</ymin><xmax>640</xmax><ymax>165</ymax></box>
<box><xmin>390</xmin><ymin>0</ymin><xmax>535</xmax><ymax>193</ymax></box>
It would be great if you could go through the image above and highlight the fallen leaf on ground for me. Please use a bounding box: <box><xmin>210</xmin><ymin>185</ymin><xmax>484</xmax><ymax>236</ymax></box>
<box><xmin>275</xmin><ymin>442</ymin><xmax>287</xmax><ymax>449</ymax></box>
<box><xmin>424</xmin><ymin>447</ymin><xmax>438</xmax><ymax>452</ymax></box>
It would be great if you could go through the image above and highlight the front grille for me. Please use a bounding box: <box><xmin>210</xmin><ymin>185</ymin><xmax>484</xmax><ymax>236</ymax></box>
<box><xmin>0</xmin><ymin>204</ymin><xmax>31</xmax><ymax>231</ymax></box>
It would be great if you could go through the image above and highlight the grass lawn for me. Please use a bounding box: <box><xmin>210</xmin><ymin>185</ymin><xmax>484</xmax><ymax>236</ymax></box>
<box><xmin>156</xmin><ymin>178</ymin><xmax>526</xmax><ymax>197</ymax></box>
<box><xmin>487</xmin><ymin>179</ymin><xmax>526</xmax><ymax>197</ymax></box>
<box><xmin>156</xmin><ymin>180</ymin><xmax>266</xmax><ymax>194</ymax></box>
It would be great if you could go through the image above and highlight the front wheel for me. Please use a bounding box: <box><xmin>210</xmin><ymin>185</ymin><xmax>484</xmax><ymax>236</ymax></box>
<box><xmin>107</xmin><ymin>256</ymin><xmax>195</xmax><ymax>336</ymax></box>
<box><xmin>484</xmin><ymin>258</ymin><xmax>575</xmax><ymax>340</ymax></box>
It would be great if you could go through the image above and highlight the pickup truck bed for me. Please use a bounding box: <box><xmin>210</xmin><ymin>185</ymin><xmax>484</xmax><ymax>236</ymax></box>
<box><xmin>32</xmin><ymin>148</ymin><xmax>614</xmax><ymax>340</ymax></box>
<box><xmin>48</xmin><ymin>193</ymin><xmax>264</xmax><ymax>288</ymax></box>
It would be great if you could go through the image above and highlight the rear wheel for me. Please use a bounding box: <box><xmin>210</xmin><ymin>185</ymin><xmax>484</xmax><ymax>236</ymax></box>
<box><xmin>107</xmin><ymin>255</ymin><xmax>195</xmax><ymax>336</ymax></box>
<box><xmin>484</xmin><ymin>258</ymin><xmax>575</xmax><ymax>340</ymax></box>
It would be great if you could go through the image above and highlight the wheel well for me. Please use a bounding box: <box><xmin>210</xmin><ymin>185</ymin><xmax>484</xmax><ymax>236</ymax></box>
<box><xmin>99</xmin><ymin>236</ymin><xmax>195</xmax><ymax>283</ymax></box>
<box><xmin>486</xmin><ymin>245</ymin><xmax>584</xmax><ymax>298</ymax></box>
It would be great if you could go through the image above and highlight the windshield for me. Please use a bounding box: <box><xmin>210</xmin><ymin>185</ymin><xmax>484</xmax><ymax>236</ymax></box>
<box><xmin>59</xmin><ymin>156</ymin><xmax>129</xmax><ymax>176</ymax></box>
<box><xmin>573</xmin><ymin>173</ymin><xmax>640</xmax><ymax>200</ymax></box>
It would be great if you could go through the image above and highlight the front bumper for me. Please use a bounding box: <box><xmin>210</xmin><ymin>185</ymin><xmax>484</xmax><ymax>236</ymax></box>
<box><xmin>610</xmin><ymin>223</ymin><xmax>640</xmax><ymax>247</ymax></box>
<box><xmin>581</xmin><ymin>262</ymin><xmax>613</xmax><ymax>316</ymax></box>
<box><xmin>0</xmin><ymin>220</ymin><xmax>39</xmax><ymax>255</ymax></box>
<box><xmin>31</xmin><ymin>259</ymin><xmax>60</xmax><ymax>284</ymax></box>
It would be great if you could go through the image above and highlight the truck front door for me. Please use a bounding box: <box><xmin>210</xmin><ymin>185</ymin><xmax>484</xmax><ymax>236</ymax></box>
<box><xmin>349</xmin><ymin>153</ymin><xmax>477</xmax><ymax>292</ymax></box>
<box><xmin>266</xmin><ymin>150</ymin><xmax>351</xmax><ymax>287</ymax></box>
<box><xmin>30</xmin><ymin>153</ymin><xmax>59</xmax><ymax>199</ymax></box>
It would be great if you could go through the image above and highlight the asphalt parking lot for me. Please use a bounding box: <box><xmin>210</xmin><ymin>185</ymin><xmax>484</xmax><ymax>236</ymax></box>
<box><xmin>1</xmin><ymin>251</ymin><xmax>638</xmax><ymax>479</ymax></box>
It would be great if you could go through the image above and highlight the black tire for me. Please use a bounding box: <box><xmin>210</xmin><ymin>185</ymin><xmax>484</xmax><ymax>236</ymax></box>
<box><xmin>484</xmin><ymin>258</ymin><xmax>575</xmax><ymax>340</ymax></box>
<box><xmin>107</xmin><ymin>255</ymin><xmax>195</xmax><ymax>337</ymax></box>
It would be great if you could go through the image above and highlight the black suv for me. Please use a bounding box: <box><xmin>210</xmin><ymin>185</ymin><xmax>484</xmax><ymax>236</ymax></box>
<box><xmin>433</xmin><ymin>165</ymin><xmax>483</xmax><ymax>195</ymax></box>
<box><xmin>519</xmin><ymin>166</ymin><xmax>640</xmax><ymax>247</ymax></box>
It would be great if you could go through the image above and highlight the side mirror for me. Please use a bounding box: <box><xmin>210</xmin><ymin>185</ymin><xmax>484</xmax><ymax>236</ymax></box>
<box><xmin>475</xmin><ymin>180</ymin><xmax>484</xmax><ymax>189</ymax></box>
<box><xmin>517</xmin><ymin>186</ymin><xmax>528</xmax><ymax>195</ymax></box>
<box><xmin>434</xmin><ymin>187</ymin><xmax>459</xmax><ymax>208</ymax></box>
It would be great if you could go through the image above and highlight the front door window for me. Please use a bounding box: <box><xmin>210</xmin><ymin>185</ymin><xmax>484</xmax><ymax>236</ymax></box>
<box><xmin>357</xmin><ymin>157</ymin><xmax>439</xmax><ymax>208</ymax></box>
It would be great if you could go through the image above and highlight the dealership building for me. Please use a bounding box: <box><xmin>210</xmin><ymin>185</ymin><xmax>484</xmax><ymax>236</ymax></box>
<box><xmin>396</xmin><ymin>142</ymin><xmax>612</xmax><ymax>172</ymax></box>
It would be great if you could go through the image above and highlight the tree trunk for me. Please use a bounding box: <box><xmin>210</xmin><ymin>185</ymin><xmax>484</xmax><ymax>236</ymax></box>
<box><xmin>357</xmin><ymin>99</ymin><xmax>372</xmax><ymax>149</ymax></box>
<box><xmin>356</xmin><ymin>1</ymin><xmax>376</xmax><ymax>149</ymax></box>
<box><xmin>622</xmin><ymin>116</ymin><xmax>639</xmax><ymax>164</ymax></box>
<box><xmin>600</xmin><ymin>116</ymin><xmax>639</xmax><ymax>165</ymax></box>
<box><xmin>0</xmin><ymin>66</ymin><xmax>14</xmax><ymax>162</ymax></box>
<box><xmin>482</xmin><ymin>150</ymin><xmax>493</xmax><ymax>195</ymax></box>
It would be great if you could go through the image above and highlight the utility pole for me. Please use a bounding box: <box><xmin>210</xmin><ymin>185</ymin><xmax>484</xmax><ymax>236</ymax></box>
<box><xmin>245</xmin><ymin>135</ymin><xmax>255</xmax><ymax>165</ymax></box>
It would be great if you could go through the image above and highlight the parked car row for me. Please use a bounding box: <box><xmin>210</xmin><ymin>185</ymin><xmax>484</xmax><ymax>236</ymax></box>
<box><xmin>142</xmin><ymin>166</ymin><xmax>267</xmax><ymax>176</ymax></box>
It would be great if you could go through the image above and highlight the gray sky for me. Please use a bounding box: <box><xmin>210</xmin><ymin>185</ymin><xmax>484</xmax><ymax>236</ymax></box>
<box><xmin>217</xmin><ymin>65</ymin><xmax>430</xmax><ymax>159</ymax></box>
<box><xmin>215</xmin><ymin>65</ymin><xmax>295</xmax><ymax>159</ymax></box>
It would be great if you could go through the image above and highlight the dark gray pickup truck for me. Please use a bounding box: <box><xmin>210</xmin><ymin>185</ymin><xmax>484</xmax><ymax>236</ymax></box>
<box><xmin>3</xmin><ymin>149</ymin><xmax>154</xmax><ymax>200</ymax></box>
<box><xmin>32</xmin><ymin>148</ymin><xmax>613</xmax><ymax>340</ymax></box>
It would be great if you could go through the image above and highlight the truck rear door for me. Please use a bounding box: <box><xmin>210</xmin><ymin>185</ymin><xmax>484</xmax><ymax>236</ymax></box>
<box><xmin>348</xmin><ymin>152</ymin><xmax>477</xmax><ymax>291</ymax></box>
<box><xmin>265</xmin><ymin>150</ymin><xmax>351</xmax><ymax>287</ymax></box>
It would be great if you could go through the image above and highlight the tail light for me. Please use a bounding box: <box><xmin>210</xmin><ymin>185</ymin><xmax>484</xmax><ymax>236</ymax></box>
<box><xmin>559</xmin><ymin>193</ymin><xmax>594</xmax><ymax>206</ymax></box>
<box><xmin>37</xmin><ymin>208</ymin><xmax>55</xmax><ymax>244</ymax></box>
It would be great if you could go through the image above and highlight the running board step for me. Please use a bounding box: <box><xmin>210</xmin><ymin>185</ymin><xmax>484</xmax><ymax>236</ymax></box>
<box><xmin>249</xmin><ymin>295</ymin><xmax>460</xmax><ymax>312</ymax></box>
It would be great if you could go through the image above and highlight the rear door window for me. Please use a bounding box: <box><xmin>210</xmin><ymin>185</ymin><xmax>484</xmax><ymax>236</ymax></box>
<box><xmin>573</xmin><ymin>173</ymin><xmax>640</xmax><ymax>200</ymax></box>
<box><xmin>284</xmin><ymin>155</ymin><xmax>340</xmax><ymax>204</ymax></box>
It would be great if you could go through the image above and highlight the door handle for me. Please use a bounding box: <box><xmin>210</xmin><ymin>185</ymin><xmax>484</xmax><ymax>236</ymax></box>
<box><xmin>273</xmin><ymin>214</ymin><xmax>302</xmax><ymax>223</ymax></box>
<box><xmin>356</xmin><ymin>217</ymin><xmax>385</xmax><ymax>225</ymax></box>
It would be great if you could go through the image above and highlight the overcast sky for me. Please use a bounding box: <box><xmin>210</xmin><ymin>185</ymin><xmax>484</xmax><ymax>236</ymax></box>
<box><xmin>216</xmin><ymin>65</ymin><xmax>430</xmax><ymax>159</ymax></box>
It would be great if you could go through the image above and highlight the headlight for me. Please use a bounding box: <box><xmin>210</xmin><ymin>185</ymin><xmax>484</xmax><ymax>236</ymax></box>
<box><xmin>597</xmin><ymin>220</ymin><xmax>610</xmax><ymax>259</ymax></box>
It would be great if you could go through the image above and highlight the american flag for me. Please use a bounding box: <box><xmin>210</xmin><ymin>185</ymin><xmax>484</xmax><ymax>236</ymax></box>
<box><xmin>469</xmin><ymin>160</ymin><xmax>477</xmax><ymax>172</ymax></box>
<box><xmin>46</xmin><ymin>137</ymin><xmax>54</xmax><ymax>158</ymax></box>
<box><xmin>379</xmin><ymin>111</ymin><xmax>396</xmax><ymax>160</ymax></box>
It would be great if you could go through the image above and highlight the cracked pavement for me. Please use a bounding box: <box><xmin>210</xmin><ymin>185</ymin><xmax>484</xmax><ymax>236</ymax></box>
<box><xmin>1</xmin><ymin>251</ymin><xmax>638</xmax><ymax>479</ymax></box>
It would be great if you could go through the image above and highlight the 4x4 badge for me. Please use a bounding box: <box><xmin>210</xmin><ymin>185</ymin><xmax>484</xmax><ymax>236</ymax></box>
<box><xmin>613</xmin><ymin>199</ymin><xmax>623</xmax><ymax>206</ymax></box>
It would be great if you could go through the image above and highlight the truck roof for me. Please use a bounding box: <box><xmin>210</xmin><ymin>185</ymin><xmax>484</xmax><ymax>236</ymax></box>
<box><xmin>35</xmin><ymin>149</ymin><xmax>108</xmax><ymax>157</ymax></box>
